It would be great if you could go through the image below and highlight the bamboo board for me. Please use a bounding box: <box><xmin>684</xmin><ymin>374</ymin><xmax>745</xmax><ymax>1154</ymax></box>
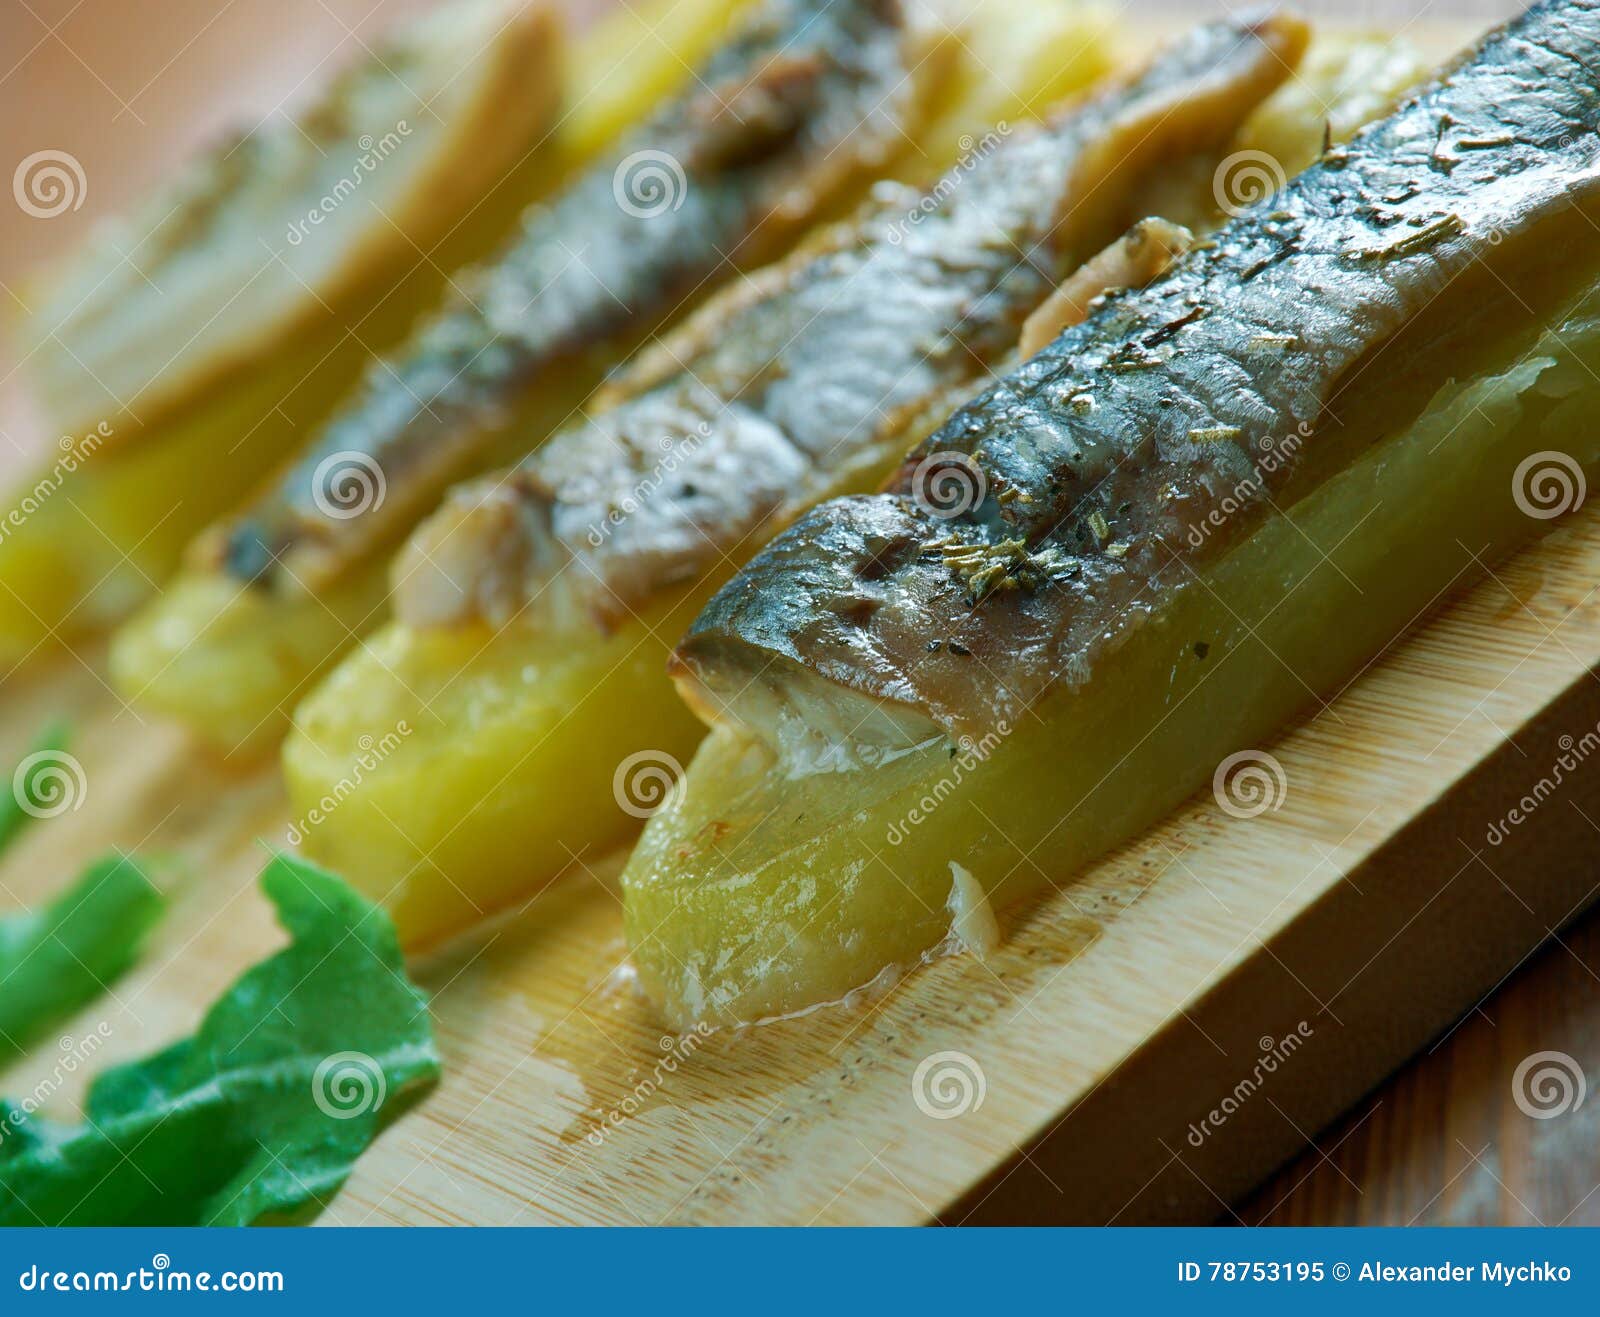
<box><xmin>2</xmin><ymin>487</ymin><xmax>1598</xmax><ymax>1224</ymax></box>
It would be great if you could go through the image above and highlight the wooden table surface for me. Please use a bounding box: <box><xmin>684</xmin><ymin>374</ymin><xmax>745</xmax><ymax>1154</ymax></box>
<box><xmin>1245</xmin><ymin>889</ymin><xmax>1600</xmax><ymax>1226</ymax></box>
<box><xmin>6</xmin><ymin>0</ymin><xmax>1598</xmax><ymax>1227</ymax></box>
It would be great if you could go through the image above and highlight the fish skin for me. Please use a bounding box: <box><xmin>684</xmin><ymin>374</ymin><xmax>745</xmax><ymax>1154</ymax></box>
<box><xmin>1018</xmin><ymin>217</ymin><xmax>1194</xmax><ymax>359</ymax></box>
<box><xmin>214</xmin><ymin>0</ymin><xmax>939</xmax><ymax>593</ymax></box>
<box><xmin>675</xmin><ymin>0</ymin><xmax>1600</xmax><ymax>741</ymax></box>
<box><xmin>394</xmin><ymin>13</ymin><xmax>1309</xmax><ymax>633</ymax></box>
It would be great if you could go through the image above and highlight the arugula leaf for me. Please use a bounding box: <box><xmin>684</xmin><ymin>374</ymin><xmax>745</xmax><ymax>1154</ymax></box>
<box><xmin>0</xmin><ymin>854</ymin><xmax>439</xmax><ymax>1226</ymax></box>
<box><xmin>0</xmin><ymin>853</ymin><xmax>164</xmax><ymax>1062</ymax></box>
<box><xmin>0</xmin><ymin>720</ymin><xmax>74</xmax><ymax>855</ymax></box>
<box><xmin>0</xmin><ymin>725</ymin><xmax>157</xmax><ymax>1060</ymax></box>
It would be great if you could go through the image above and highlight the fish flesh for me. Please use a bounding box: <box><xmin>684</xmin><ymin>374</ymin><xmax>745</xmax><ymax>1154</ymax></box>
<box><xmin>0</xmin><ymin>0</ymin><xmax>754</xmax><ymax>666</ymax></box>
<box><xmin>110</xmin><ymin>0</ymin><xmax>993</xmax><ymax>756</ymax></box>
<box><xmin>395</xmin><ymin>14</ymin><xmax>1306</xmax><ymax>636</ymax></box>
<box><xmin>214</xmin><ymin>0</ymin><xmax>951</xmax><ymax>595</ymax></box>
<box><xmin>675</xmin><ymin>0</ymin><xmax>1600</xmax><ymax>751</ymax></box>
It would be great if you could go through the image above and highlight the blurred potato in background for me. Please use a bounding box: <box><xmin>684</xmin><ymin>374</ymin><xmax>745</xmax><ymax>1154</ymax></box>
<box><xmin>0</xmin><ymin>0</ymin><xmax>612</xmax><ymax>464</ymax></box>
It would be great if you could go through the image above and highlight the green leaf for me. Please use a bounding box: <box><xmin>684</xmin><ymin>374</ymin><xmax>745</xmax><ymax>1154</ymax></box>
<box><xmin>0</xmin><ymin>854</ymin><xmax>439</xmax><ymax>1226</ymax></box>
<box><xmin>0</xmin><ymin>853</ymin><xmax>164</xmax><ymax>1062</ymax></box>
<box><xmin>0</xmin><ymin>720</ymin><xmax>75</xmax><ymax>855</ymax></box>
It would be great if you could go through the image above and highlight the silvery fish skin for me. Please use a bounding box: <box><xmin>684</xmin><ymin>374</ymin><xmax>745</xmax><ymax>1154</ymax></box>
<box><xmin>394</xmin><ymin>13</ymin><xmax>1308</xmax><ymax>633</ymax></box>
<box><xmin>216</xmin><ymin>0</ymin><xmax>937</xmax><ymax>592</ymax></box>
<box><xmin>675</xmin><ymin>0</ymin><xmax>1600</xmax><ymax>745</ymax></box>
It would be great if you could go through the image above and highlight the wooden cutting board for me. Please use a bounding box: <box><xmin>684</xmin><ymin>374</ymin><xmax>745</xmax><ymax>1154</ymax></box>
<box><xmin>4</xmin><ymin>1</ymin><xmax>1586</xmax><ymax>1227</ymax></box>
<box><xmin>1</xmin><ymin>484</ymin><xmax>1597</xmax><ymax>1225</ymax></box>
